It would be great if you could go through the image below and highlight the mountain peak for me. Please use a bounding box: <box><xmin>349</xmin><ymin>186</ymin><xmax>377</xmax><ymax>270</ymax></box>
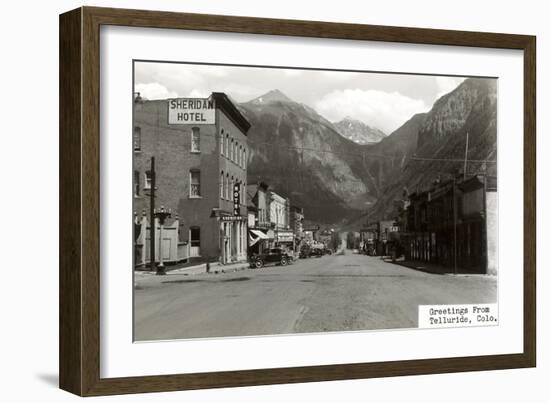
<box><xmin>249</xmin><ymin>89</ymin><xmax>294</xmax><ymax>104</ymax></box>
<box><xmin>333</xmin><ymin>117</ymin><xmax>386</xmax><ymax>145</ymax></box>
<box><xmin>341</xmin><ymin>116</ymin><xmax>358</xmax><ymax>122</ymax></box>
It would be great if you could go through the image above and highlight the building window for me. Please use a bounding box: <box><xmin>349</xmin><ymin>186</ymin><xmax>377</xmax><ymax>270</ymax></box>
<box><xmin>225</xmin><ymin>173</ymin><xmax>230</xmax><ymax>200</ymax></box>
<box><xmin>190</xmin><ymin>170</ymin><xmax>201</xmax><ymax>197</ymax></box>
<box><xmin>134</xmin><ymin>171</ymin><xmax>140</xmax><ymax>196</ymax></box>
<box><xmin>220</xmin><ymin>171</ymin><xmax>224</xmax><ymax>199</ymax></box>
<box><xmin>144</xmin><ymin>170</ymin><xmax>152</xmax><ymax>190</ymax></box>
<box><xmin>191</xmin><ymin>127</ymin><xmax>200</xmax><ymax>152</ymax></box>
<box><xmin>190</xmin><ymin>226</ymin><xmax>201</xmax><ymax>257</ymax></box>
<box><xmin>241</xmin><ymin>182</ymin><xmax>245</xmax><ymax>205</ymax></box>
<box><xmin>133</xmin><ymin>127</ymin><xmax>141</xmax><ymax>151</ymax></box>
<box><xmin>225</xmin><ymin>133</ymin><xmax>229</xmax><ymax>159</ymax></box>
<box><xmin>220</xmin><ymin>129</ymin><xmax>224</xmax><ymax>155</ymax></box>
<box><xmin>244</xmin><ymin>149</ymin><xmax>247</xmax><ymax>169</ymax></box>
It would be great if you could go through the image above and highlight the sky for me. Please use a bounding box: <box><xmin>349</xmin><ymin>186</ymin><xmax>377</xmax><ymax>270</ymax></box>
<box><xmin>134</xmin><ymin>61</ymin><xmax>466</xmax><ymax>134</ymax></box>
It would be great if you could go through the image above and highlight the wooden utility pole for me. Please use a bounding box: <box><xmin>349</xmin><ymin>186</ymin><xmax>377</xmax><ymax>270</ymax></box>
<box><xmin>453</xmin><ymin>176</ymin><xmax>458</xmax><ymax>275</ymax></box>
<box><xmin>149</xmin><ymin>157</ymin><xmax>156</xmax><ymax>271</ymax></box>
<box><xmin>463</xmin><ymin>131</ymin><xmax>469</xmax><ymax>180</ymax></box>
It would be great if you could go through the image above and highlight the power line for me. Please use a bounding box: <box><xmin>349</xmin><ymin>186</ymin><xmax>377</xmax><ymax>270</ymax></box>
<box><xmin>409</xmin><ymin>156</ymin><xmax>496</xmax><ymax>164</ymax></box>
<box><xmin>139</xmin><ymin>126</ymin><xmax>497</xmax><ymax>164</ymax></box>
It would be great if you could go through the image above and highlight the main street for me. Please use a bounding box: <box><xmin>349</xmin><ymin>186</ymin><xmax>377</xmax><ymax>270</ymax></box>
<box><xmin>134</xmin><ymin>251</ymin><xmax>497</xmax><ymax>341</ymax></box>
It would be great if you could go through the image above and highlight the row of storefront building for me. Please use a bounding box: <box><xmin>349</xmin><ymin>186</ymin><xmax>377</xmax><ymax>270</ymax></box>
<box><xmin>358</xmin><ymin>174</ymin><xmax>497</xmax><ymax>275</ymax></box>
<box><xmin>132</xmin><ymin>92</ymin><xmax>310</xmax><ymax>268</ymax></box>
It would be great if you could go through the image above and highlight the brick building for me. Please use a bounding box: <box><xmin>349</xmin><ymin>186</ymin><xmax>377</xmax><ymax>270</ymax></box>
<box><xmin>133</xmin><ymin>92</ymin><xmax>250</xmax><ymax>265</ymax></box>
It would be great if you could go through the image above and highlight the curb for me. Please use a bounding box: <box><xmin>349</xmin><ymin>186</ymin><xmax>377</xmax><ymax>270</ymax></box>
<box><xmin>170</xmin><ymin>261</ymin><xmax>250</xmax><ymax>276</ymax></box>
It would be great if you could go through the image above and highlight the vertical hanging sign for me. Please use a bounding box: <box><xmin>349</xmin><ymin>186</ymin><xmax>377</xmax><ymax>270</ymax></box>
<box><xmin>233</xmin><ymin>183</ymin><xmax>240</xmax><ymax>216</ymax></box>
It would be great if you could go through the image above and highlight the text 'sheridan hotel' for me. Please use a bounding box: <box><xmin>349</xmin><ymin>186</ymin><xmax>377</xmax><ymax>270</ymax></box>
<box><xmin>168</xmin><ymin>98</ymin><xmax>215</xmax><ymax>124</ymax></box>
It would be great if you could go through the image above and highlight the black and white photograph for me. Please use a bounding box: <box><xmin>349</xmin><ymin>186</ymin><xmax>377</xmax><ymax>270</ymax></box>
<box><xmin>132</xmin><ymin>61</ymin><xmax>498</xmax><ymax>341</ymax></box>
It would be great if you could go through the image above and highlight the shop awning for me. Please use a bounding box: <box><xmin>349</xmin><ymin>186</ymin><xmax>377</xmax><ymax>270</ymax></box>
<box><xmin>249</xmin><ymin>229</ymin><xmax>269</xmax><ymax>247</ymax></box>
<box><xmin>250</xmin><ymin>229</ymin><xmax>269</xmax><ymax>239</ymax></box>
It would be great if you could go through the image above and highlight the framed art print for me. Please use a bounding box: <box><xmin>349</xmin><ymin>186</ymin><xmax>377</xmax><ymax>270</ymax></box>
<box><xmin>59</xmin><ymin>6</ymin><xmax>536</xmax><ymax>396</ymax></box>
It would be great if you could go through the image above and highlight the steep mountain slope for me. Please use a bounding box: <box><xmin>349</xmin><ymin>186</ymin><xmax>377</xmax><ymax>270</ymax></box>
<box><xmin>238</xmin><ymin>92</ymin><xmax>377</xmax><ymax>223</ymax></box>
<box><xmin>358</xmin><ymin>113</ymin><xmax>427</xmax><ymax>199</ymax></box>
<box><xmin>366</xmin><ymin>78</ymin><xmax>497</xmax><ymax>221</ymax></box>
<box><xmin>333</xmin><ymin>117</ymin><xmax>386</xmax><ymax>144</ymax></box>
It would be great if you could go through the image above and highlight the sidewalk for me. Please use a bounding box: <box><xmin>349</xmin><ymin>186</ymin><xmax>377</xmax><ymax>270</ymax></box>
<box><xmin>385</xmin><ymin>257</ymin><xmax>493</xmax><ymax>276</ymax></box>
<box><xmin>134</xmin><ymin>260</ymin><xmax>251</xmax><ymax>283</ymax></box>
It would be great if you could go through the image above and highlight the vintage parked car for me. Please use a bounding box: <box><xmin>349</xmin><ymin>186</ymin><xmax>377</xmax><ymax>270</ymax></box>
<box><xmin>250</xmin><ymin>248</ymin><xmax>294</xmax><ymax>268</ymax></box>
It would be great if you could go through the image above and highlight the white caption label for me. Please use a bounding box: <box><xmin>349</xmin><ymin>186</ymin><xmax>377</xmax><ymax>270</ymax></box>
<box><xmin>418</xmin><ymin>304</ymin><xmax>498</xmax><ymax>328</ymax></box>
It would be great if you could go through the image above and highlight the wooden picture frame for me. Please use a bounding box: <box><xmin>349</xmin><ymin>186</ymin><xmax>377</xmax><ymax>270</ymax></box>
<box><xmin>59</xmin><ymin>6</ymin><xmax>536</xmax><ymax>396</ymax></box>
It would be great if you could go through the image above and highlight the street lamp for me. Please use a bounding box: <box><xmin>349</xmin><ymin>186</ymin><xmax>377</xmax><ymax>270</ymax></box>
<box><xmin>154</xmin><ymin>206</ymin><xmax>172</xmax><ymax>275</ymax></box>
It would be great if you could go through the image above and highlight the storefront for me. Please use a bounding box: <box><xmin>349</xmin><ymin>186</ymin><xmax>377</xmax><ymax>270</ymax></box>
<box><xmin>276</xmin><ymin>230</ymin><xmax>295</xmax><ymax>252</ymax></box>
<box><xmin>219</xmin><ymin>215</ymin><xmax>247</xmax><ymax>264</ymax></box>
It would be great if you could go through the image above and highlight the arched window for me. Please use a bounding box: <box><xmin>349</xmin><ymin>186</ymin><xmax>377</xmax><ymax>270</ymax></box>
<box><xmin>220</xmin><ymin>129</ymin><xmax>224</xmax><ymax>155</ymax></box>
<box><xmin>241</xmin><ymin>182</ymin><xmax>245</xmax><ymax>205</ymax></box>
<box><xmin>243</xmin><ymin>149</ymin><xmax>246</xmax><ymax>170</ymax></box>
<box><xmin>225</xmin><ymin>173</ymin><xmax>230</xmax><ymax>200</ymax></box>
<box><xmin>225</xmin><ymin>133</ymin><xmax>230</xmax><ymax>159</ymax></box>
<box><xmin>220</xmin><ymin>171</ymin><xmax>224</xmax><ymax>198</ymax></box>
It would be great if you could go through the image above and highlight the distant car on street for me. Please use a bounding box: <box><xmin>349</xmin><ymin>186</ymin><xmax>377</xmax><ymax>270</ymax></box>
<box><xmin>299</xmin><ymin>245</ymin><xmax>311</xmax><ymax>259</ymax></box>
<box><xmin>309</xmin><ymin>248</ymin><xmax>324</xmax><ymax>258</ymax></box>
<box><xmin>250</xmin><ymin>248</ymin><xmax>294</xmax><ymax>268</ymax></box>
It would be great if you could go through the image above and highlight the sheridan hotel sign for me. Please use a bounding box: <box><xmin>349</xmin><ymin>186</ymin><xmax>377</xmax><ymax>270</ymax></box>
<box><xmin>168</xmin><ymin>97</ymin><xmax>215</xmax><ymax>124</ymax></box>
